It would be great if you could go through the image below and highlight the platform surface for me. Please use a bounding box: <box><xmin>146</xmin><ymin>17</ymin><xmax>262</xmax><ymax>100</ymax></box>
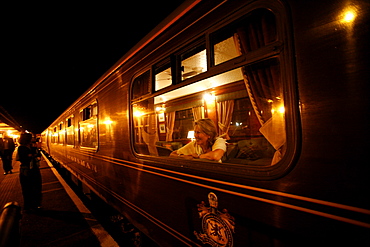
<box><xmin>0</xmin><ymin>154</ymin><xmax>118</xmax><ymax>247</ymax></box>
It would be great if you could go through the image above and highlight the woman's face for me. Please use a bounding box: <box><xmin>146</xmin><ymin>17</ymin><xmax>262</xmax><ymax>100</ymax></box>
<box><xmin>194</xmin><ymin>125</ymin><xmax>210</xmax><ymax>147</ymax></box>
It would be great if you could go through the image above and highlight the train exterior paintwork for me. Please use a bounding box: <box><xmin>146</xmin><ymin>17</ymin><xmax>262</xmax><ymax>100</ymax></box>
<box><xmin>41</xmin><ymin>0</ymin><xmax>370</xmax><ymax>246</ymax></box>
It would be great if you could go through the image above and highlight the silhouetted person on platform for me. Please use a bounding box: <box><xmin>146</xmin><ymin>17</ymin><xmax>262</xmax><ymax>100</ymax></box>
<box><xmin>0</xmin><ymin>132</ymin><xmax>16</xmax><ymax>175</ymax></box>
<box><xmin>17</xmin><ymin>133</ymin><xmax>42</xmax><ymax>212</ymax></box>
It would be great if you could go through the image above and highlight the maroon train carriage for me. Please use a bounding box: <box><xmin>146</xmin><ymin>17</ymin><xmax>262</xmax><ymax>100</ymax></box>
<box><xmin>41</xmin><ymin>0</ymin><xmax>370</xmax><ymax>246</ymax></box>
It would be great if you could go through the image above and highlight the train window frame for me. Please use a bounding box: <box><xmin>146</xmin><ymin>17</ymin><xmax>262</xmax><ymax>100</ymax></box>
<box><xmin>52</xmin><ymin>126</ymin><xmax>58</xmax><ymax>144</ymax></box>
<box><xmin>58</xmin><ymin>122</ymin><xmax>64</xmax><ymax>145</ymax></box>
<box><xmin>130</xmin><ymin>4</ymin><xmax>300</xmax><ymax>180</ymax></box>
<box><xmin>66</xmin><ymin>115</ymin><xmax>74</xmax><ymax>146</ymax></box>
<box><xmin>79</xmin><ymin>101</ymin><xmax>99</xmax><ymax>151</ymax></box>
<box><xmin>180</xmin><ymin>39</ymin><xmax>207</xmax><ymax>81</ymax></box>
<box><xmin>210</xmin><ymin>8</ymin><xmax>278</xmax><ymax>67</ymax></box>
<box><xmin>154</xmin><ymin>59</ymin><xmax>173</xmax><ymax>91</ymax></box>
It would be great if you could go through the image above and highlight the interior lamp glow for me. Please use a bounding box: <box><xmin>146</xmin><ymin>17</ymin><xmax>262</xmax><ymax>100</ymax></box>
<box><xmin>203</xmin><ymin>92</ymin><xmax>215</xmax><ymax>102</ymax></box>
<box><xmin>340</xmin><ymin>6</ymin><xmax>358</xmax><ymax>24</ymax></box>
<box><xmin>103</xmin><ymin>118</ymin><xmax>113</xmax><ymax>125</ymax></box>
<box><xmin>187</xmin><ymin>130</ymin><xmax>195</xmax><ymax>140</ymax></box>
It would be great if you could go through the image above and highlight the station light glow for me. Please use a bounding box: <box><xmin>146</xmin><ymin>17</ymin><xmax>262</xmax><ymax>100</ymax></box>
<box><xmin>339</xmin><ymin>5</ymin><xmax>358</xmax><ymax>24</ymax></box>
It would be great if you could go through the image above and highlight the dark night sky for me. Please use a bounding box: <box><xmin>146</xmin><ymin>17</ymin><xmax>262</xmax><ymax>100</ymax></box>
<box><xmin>1</xmin><ymin>1</ymin><xmax>185</xmax><ymax>133</ymax></box>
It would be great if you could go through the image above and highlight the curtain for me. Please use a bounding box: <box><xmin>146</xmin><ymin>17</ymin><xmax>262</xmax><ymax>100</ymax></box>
<box><xmin>165</xmin><ymin>111</ymin><xmax>176</xmax><ymax>142</ymax></box>
<box><xmin>217</xmin><ymin>100</ymin><xmax>234</xmax><ymax>139</ymax></box>
<box><xmin>233</xmin><ymin>10</ymin><xmax>285</xmax><ymax>165</ymax></box>
<box><xmin>192</xmin><ymin>106</ymin><xmax>204</xmax><ymax>121</ymax></box>
<box><xmin>140</xmin><ymin>114</ymin><xmax>158</xmax><ymax>156</ymax></box>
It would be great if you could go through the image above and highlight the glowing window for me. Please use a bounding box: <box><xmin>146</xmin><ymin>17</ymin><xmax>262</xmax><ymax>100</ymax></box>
<box><xmin>66</xmin><ymin>116</ymin><xmax>74</xmax><ymax>146</ymax></box>
<box><xmin>155</xmin><ymin>63</ymin><xmax>172</xmax><ymax>91</ymax></box>
<box><xmin>214</xmin><ymin>36</ymin><xmax>239</xmax><ymax>65</ymax></box>
<box><xmin>212</xmin><ymin>9</ymin><xmax>277</xmax><ymax>65</ymax></box>
<box><xmin>79</xmin><ymin>102</ymin><xmax>98</xmax><ymax>149</ymax></box>
<box><xmin>181</xmin><ymin>44</ymin><xmax>207</xmax><ymax>80</ymax></box>
<box><xmin>130</xmin><ymin>6</ymin><xmax>297</xmax><ymax>175</ymax></box>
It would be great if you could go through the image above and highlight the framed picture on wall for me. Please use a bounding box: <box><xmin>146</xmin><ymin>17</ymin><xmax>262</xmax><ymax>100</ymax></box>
<box><xmin>158</xmin><ymin>113</ymin><xmax>165</xmax><ymax>122</ymax></box>
<box><xmin>159</xmin><ymin>123</ymin><xmax>166</xmax><ymax>133</ymax></box>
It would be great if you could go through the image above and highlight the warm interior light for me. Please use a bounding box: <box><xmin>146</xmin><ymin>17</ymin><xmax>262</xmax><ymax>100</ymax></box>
<box><xmin>154</xmin><ymin>68</ymin><xmax>243</xmax><ymax>104</ymax></box>
<box><xmin>187</xmin><ymin>130</ymin><xmax>195</xmax><ymax>139</ymax></box>
<box><xmin>343</xmin><ymin>11</ymin><xmax>355</xmax><ymax>22</ymax></box>
<box><xmin>155</xmin><ymin>104</ymin><xmax>166</xmax><ymax>112</ymax></box>
<box><xmin>203</xmin><ymin>92</ymin><xmax>215</xmax><ymax>102</ymax></box>
<box><xmin>340</xmin><ymin>6</ymin><xmax>358</xmax><ymax>24</ymax></box>
<box><xmin>103</xmin><ymin>119</ymin><xmax>113</xmax><ymax>125</ymax></box>
<box><xmin>133</xmin><ymin>110</ymin><xmax>144</xmax><ymax>118</ymax></box>
<box><xmin>278</xmin><ymin>106</ymin><xmax>285</xmax><ymax>114</ymax></box>
<box><xmin>271</xmin><ymin>105</ymin><xmax>285</xmax><ymax>114</ymax></box>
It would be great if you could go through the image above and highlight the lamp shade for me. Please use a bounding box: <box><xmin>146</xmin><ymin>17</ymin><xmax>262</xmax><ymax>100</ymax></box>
<box><xmin>187</xmin><ymin>130</ymin><xmax>195</xmax><ymax>139</ymax></box>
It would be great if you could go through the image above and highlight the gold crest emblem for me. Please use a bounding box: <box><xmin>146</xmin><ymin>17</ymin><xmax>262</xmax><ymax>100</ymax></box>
<box><xmin>194</xmin><ymin>192</ymin><xmax>235</xmax><ymax>247</ymax></box>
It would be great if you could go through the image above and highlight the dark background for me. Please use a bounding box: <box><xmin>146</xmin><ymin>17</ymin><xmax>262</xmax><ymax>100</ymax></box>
<box><xmin>1</xmin><ymin>1</ymin><xmax>185</xmax><ymax>133</ymax></box>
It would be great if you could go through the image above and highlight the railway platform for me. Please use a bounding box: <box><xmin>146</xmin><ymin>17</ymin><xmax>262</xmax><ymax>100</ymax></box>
<box><xmin>0</xmin><ymin>153</ymin><xmax>118</xmax><ymax>247</ymax></box>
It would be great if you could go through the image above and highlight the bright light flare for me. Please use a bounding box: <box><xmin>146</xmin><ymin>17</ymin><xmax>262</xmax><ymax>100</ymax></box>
<box><xmin>103</xmin><ymin>119</ymin><xmax>113</xmax><ymax>125</ymax></box>
<box><xmin>203</xmin><ymin>92</ymin><xmax>215</xmax><ymax>102</ymax></box>
<box><xmin>133</xmin><ymin>110</ymin><xmax>145</xmax><ymax>118</ymax></box>
<box><xmin>340</xmin><ymin>6</ymin><xmax>358</xmax><ymax>24</ymax></box>
<box><xmin>271</xmin><ymin>106</ymin><xmax>285</xmax><ymax>114</ymax></box>
<box><xmin>343</xmin><ymin>11</ymin><xmax>355</xmax><ymax>22</ymax></box>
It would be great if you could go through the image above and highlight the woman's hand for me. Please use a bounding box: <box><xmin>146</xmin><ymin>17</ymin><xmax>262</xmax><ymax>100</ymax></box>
<box><xmin>170</xmin><ymin>151</ymin><xmax>194</xmax><ymax>160</ymax></box>
<box><xmin>197</xmin><ymin>149</ymin><xmax>225</xmax><ymax>161</ymax></box>
<box><xmin>191</xmin><ymin>153</ymin><xmax>200</xmax><ymax>159</ymax></box>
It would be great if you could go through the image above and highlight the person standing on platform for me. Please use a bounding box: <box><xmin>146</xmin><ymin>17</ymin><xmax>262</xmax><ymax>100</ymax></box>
<box><xmin>0</xmin><ymin>132</ymin><xmax>16</xmax><ymax>175</ymax></box>
<box><xmin>17</xmin><ymin>133</ymin><xmax>42</xmax><ymax>212</ymax></box>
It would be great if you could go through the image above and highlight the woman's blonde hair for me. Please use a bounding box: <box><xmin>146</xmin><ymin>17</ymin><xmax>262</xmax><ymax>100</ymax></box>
<box><xmin>194</xmin><ymin>118</ymin><xmax>218</xmax><ymax>146</ymax></box>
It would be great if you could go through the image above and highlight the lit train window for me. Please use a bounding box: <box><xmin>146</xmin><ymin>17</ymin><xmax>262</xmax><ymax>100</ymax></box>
<box><xmin>132</xmin><ymin>98</ymin><xmax>159</xmax><ymax>155</ymax></box>
<box><xmin>155</xmin><ymin>60</ymin><xmax>172</xmax><ymax>91</ymax></box>
<box><xmin>181</xmin><ymin>42</ymin><xmax>207</xmax><ymax>80</ymax></box>
<box><xmin>66</xmin><ymin>116</ymin><xmax>74</xmax><ymax>146</ymax></box>
<box><xmin>79</xmin><ymin>102</ymin><xmax>98</xmax><ymax>149</ymax></box>
<box><xmin>58</xmin><ymin>122</ymin><xmax>64</xmax><ymax>144</ymax></box>
<box><xmin>212</xmin><ymin>9</ymin><xmax>277</xmax><ymax>66</ymax></box>
<box><xmin>131</xmin><ymin>6</ymin><xmax>297</xmax><ymax>175</ymax></box>
<box><xmin>173</xmin><ymin>109</ymin><xmax>194</xmax><ymax>140</ymax></box>
<box><xmin>52</xmin><ymin>127</ymin><xmax>57</xmax><ymax>144</ymax></box>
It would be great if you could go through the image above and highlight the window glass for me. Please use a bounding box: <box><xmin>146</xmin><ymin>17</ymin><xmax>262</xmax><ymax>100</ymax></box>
<box><xmin>52</xmin><ymin>127</ymin><xmax>57</xmax><ymax>144</ymax></box>
<box><xmin>132</xmin><ymin>98</ymin><xmax>160</xmax><ymax>155</ymax></box>
<box><xmin>58</xmin><ymin>123</ymin><xmax>64</xmax><ymax>144</ymax></box>
<box><xmin>133</xmin><ymin>59</ymin><xmax>285</xmax><ymax>165</ymax></box>
<box><xmin>79</xmin><ymin>102</ymin><xmax>98</xmax><ymax>149</ymax></box>
<box><xmin>131</xmin><ymin>8</ymin><xmax>290</xmax><ymax>167</ymax></box>
<box><xmin>214</xmin><ymin>36</ymin><xmax>239</xmax><ymax>65</ymax></box>
<box><xmin>155</xmin><ymin>63</ymin><xmax>172</xmax><ymax>91</ymax></box>
<box><xmin>173</xmin><ymin>109</ymin><xmax>194</xmax><ymax>140</ymax></box>
<box><xmin>154</xmin><ymin>68</ymin><xmax>243</xmax><ymax>104</ymax></box>
<box><xmin>155</xmin><ymin>64</ymin><xmax>172</xmax><ymax>91</ymax></box>
<box><xmin>66</xmin><ymin>116</ymin><xmax>74</xmax><ymax>145</ymax></box>
<box><xmin>181</xmin><ymin>44</ymin><xmax>207</xmax><ymax>80</ymax></box>
<box><xmin>132</xmin><ymin>71</ymin><xmax>150</xmax><ymax>99</ymax></box>
<box><xmin>221</xmin><ymin>59</ymin><xmax>284</xmax><ymax>165</ymax></box>
<box><xmin>212</xmin><ymin>9</ymin><xmax>277</xmax><ymax>65</ymax></box>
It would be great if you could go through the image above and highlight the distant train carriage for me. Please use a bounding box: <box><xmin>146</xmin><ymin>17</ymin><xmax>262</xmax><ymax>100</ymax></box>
<box><xmin>41</xmin><ymin>0</ymin><xmax>370</xmax><ymax>246</ymax></box>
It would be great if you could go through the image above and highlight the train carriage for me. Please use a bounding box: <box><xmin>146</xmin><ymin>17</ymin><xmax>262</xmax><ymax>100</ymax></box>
<box><xmin>41</xmin><ymin>0</ymin><xmax>370</xmax><ymax>246</ymax></box>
